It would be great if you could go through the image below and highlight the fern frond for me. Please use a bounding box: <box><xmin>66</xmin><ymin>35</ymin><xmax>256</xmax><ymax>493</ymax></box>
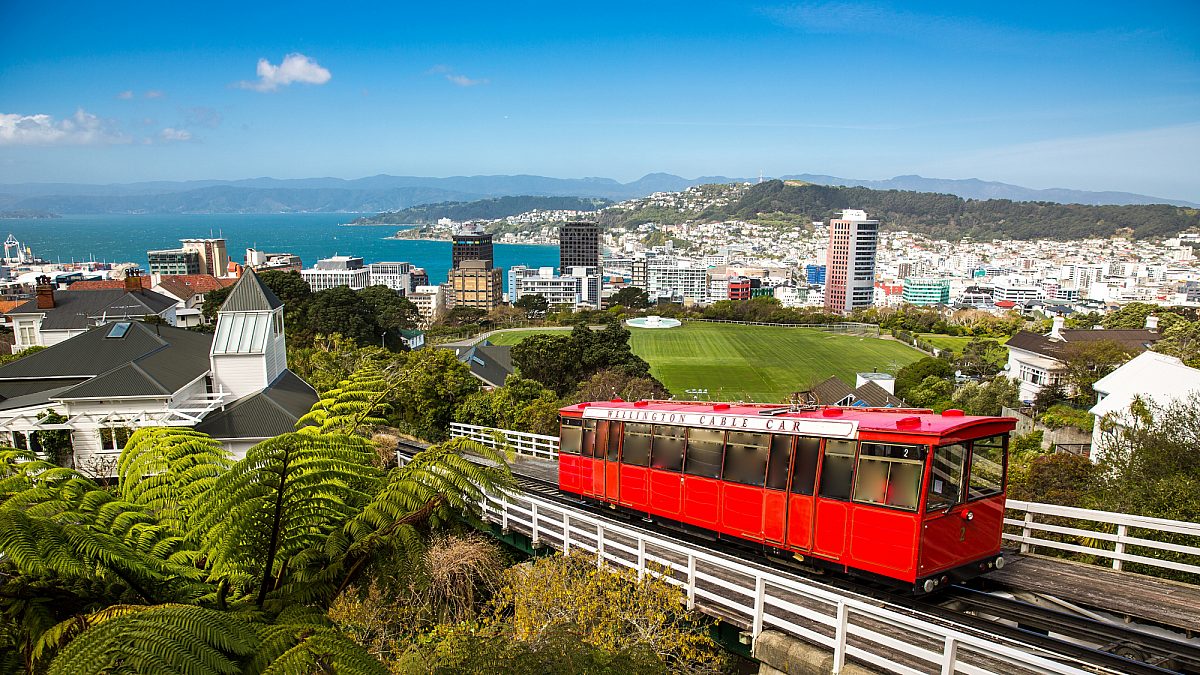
<box><xmin>118</xmin><ymin>428</ymin><xmax>230</xmax><ymax>531</ymax></box>
<box><xmin>192</xmin><ymin>432</ymin><xmax>382</xmax><ymax>607</ymax></box>
<box><xmin>46</xmin><ymin>604</ymin><xmax>258</xmax><ymax>675</ymax></box>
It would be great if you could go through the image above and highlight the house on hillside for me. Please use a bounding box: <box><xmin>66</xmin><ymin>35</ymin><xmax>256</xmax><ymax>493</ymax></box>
<box><xmin>151</xmin><ymin>275</ymin><xmax>238</xmax><ymax>327</ymax></box>
<box><xmin>442</xmin><ymin>340</ymin><xmax>514</xmax><ymax>388</ymax></box>
<box><xmin>798</xmin><ymin>373</ymin><xmax>906</xmax><ymax>408</ymax></box>
<box><xmin>1005</xmin><ymin>315</ymin><xmax>1160</xmax><ymax>402</ymax></box>
<box><xmin>1088</xmin><ymin>351</ymin><xmax>1200</xmax><ymax>462</ymax></box>
<box><xmin>8</xmin><ymin>272</ymin><xmax>177</xmax><ymax>352</ymax></box>
<box><xmin>0</xmin><ymin>269</ymin><xmax>317</xmax><ymax>473</ymax></box>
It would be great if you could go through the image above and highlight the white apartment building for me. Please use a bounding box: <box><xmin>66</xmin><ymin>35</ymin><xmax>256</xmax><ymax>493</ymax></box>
<box><xmin>408</xmin><ymin>285</ymin><xmax>447</xmax><ymax>324</ymax></box>
<box><xmin>301</xmin><ymin>255</ymin><xmax>372</xmax><ymax>292</ymax></box>
<box><xmin>508</xmin><ymin>266</ymin><xmax>583</xmax><ymax>309</ymax></box>
<box><xmin>991</xmin><ymin>277</ymin><xmax>1044</xmax><ymax>305</ymax></box>
<box><xmin>639</xmin><ymin>258</ymin><xmax>709</xmax><ymax>303</ymax></box>
<box><xmin>367</xmin><ymin>261</ymin><xmax>413</xmax><ymax>294</ymax></box>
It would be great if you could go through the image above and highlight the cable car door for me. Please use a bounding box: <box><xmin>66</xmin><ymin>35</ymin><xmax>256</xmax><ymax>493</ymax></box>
<box><xmin>604</xmin><ymin>422</ymin><xmax>622</xmax><ymax>503</ymax></box>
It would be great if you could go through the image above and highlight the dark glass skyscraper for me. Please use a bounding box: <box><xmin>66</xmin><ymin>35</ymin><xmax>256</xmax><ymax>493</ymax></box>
<box><xmin>559</xmin><ymin>221</ymin><xmax>600</xmax><ymax>269</ymax></box>
<box><xmin>451</xmin><ymin>229</ymin><xmax>493</xmax><ymax>270</ymax></box>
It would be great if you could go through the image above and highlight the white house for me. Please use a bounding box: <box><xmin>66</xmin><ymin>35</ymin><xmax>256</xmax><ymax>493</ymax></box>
<box><xmin>0</xmin><ymin>269</ymin><xmax>317</xmax><ymax>472</ymax></box>
<box><xmin>1005</xmin><ymin>315</ymin><xmax>1160</xmax><ymax>402</ymax></box>
<box><xmin>7</xmin><ymin>274</ymin><xmax>177</xmax><ymax>352</ymax></box>
<box><xmin>1088</xmin><ymin>351</ymin><xmax>1200</xmax><ymax>462</ymax></box>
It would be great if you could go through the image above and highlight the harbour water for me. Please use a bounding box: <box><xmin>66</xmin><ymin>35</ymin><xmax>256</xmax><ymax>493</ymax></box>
<box><xmin>0</xmin><ymin>213</ymin><xmax>559</xmax><ymax>292</ymax></box>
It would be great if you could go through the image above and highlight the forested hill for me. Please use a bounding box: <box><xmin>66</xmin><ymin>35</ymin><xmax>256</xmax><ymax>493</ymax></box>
<box><xmin>352</xmin><ymin>195</ymin><xmax>611</xmax><ymax>224</ymax></box>
<box><xmin>705</xmin><ymin>181</ymin><xmax>1200</xmax><ymax>240</ymax></box>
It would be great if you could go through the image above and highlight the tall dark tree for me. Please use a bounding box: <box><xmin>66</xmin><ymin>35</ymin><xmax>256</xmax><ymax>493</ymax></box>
<box><xmin>894</xmin><ymin>357</ymin><xmax>955</xmax><ymax>399</ymax></box>
<box><xmin>512</xmin><ymin>324</ymin><xmax>652</xmax><ymax>396</ymax></box>
<box><xmin>610</xmin><ymin>286</ymin><xmax>651</xmax><ymax>310</ymax></box>
<box><xmin>358</xmin><ymin>285</ymin><xmax>421</xmax><ymax>338</ymax></box>
<box><xmin>514</xmin><ymin>294</ymin><xmax>550</xmax><ymax>319</ymax></box>
<box><xmin>302</xmin><ymin>286</ymin><xmax>383</xmax><ymax>346</ymax></box>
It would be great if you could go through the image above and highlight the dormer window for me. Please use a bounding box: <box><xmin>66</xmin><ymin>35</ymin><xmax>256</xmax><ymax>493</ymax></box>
<box><xmin>212</xmin><ymin>313</ymin><xmax>270</xmax><ymax>354</ymax></box>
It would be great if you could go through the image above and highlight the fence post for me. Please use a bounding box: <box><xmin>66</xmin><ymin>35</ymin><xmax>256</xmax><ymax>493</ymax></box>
<box><xmin>637</xmin><ymin>538</ymin><xmax>646</xmax><ymax>580</ymax></box>
<box><xmin>1113</xmin><ymin>524</ymin><xmax>1127</xmax><ymax>571</ymax></box>
<box><xmin>561</xmin><ymin>512</ymin><xmax>570</xmax><ymax>554</ymax></box>
<box><xmin>832</xmin><ymin>601</ymin><xmax>849</xmax><ymax>674</ymax></box>
<box><xmin>940</xmin><ymin>636</ymin><xmax>958</xmax><ymax>675</ymax></box>
<box><xmin>752</xmin><ymin>575</ymin><xmax>766</xmax><ymax>639</ymax></box>
<box><xmin>686</xmin><ymin>554</ymin><xmax>696</xmax><ymax>610</ymax></box>
<box><xmin>596</xmin><ymin>523</ymin><xmax>605</xmax><ymax>566</ymax></box>
<box><xmin>1021</xmin><ymin>511</ymin><xmax>1035</xmax><ymax>554</ymax></box>
<box><xmin>531</xmin><ymin>502</ymin><xmax>540</xmax><ymax>547</ymax></box>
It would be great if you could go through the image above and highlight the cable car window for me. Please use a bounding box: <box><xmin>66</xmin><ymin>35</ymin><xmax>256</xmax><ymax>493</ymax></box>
<box><xmin>650</xmin><ymin>425</ymin><xmax>686</xmax><ymax>472</ymax></box>
<box><xmin>560</xmin><ymin>418</ymin><xmax>582</xmax><ymax>455</ymax></box>
<box><xmin>723</xmin><ymin>432</ymin><xmax>769</xmax><ymax>486</ymax></box>
<box><xmin>927</xmin><ymin>443</ymin><xmax>966</xmax><ymax>510</ymax></box>
<box><xmin>595</xmin><ymin>421</ymin><xmax>610</xmax><ymax>461</ymax></box>
<box><xmin>817</xmin><ymin>439</ymin><xmax>856</xmax><ymax>500</ymax></box>
<box><xmin>622</xmin><ymin>423</ymin><xmax>652</xmax><ymax>466</ymax></box>
<box><xmin>789</xmin><ymin>437</ymin><xmax>821</xmax><ymax>495</ymax></box>
<box><xmin>766</xmin><ymin>434</ymin><xmax>794</xmax><ymax>491</ymax></box>
<box><xmin>581</xmin><ymin>419</ymin><xmax>597</xmax><ymax>459</ymax></box>
<box><xmin>606</xmin><ymin>422</ymin><xmax>622</xmax><ymax>461</ymax></box>
<box><xmin>684</xmin><ymin>428</ymin><xmax>725</xmax><ymax>479</ymax></box>
<box><xmin>852</xmin><ymin>443</ymin><xmax>922</xmax><ymax>511</ymax></box>
<box><xmin>967</xmin><ymin>435</ymin><xmax>1006</xmax><ymax>499</ymax></box>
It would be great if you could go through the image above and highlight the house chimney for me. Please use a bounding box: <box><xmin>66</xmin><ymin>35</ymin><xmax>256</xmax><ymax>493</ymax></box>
<box><xmin>124</xmin><ymin>268</ymin><xmax>144</xmax><ymax>294</ymax></box>
<box><xmin>35</xmin><ymin>275</ymin><xmax>55</xmax><ymax>309</ymax></box>
<box><xmin>1145</xmin><ymin>315</ymin><xmax>1159</xmax><ymax>332</ymax></box>
<box><xmin>1049</xmin><ymin>314</ymin><xmax>1065</xmax><ymax>340</ymax></box>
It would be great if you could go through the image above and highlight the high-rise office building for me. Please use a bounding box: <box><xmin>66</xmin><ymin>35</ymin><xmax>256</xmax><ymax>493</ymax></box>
<box><xmin>181</xmin><ymin>238</ymin><xmax>230</xmax><ymax>278</ymax></box>
<box><xmin>451</xmin><ymin>227</ymin><xmax>493</xmax><ymax>269</ymax></box>
<box><xmin>824</xmin><ymin>209</ymin><xmax>879</xmax><ymax>314</ymax></box>
<box><xmin>559</xmin><ymin>221</ymin><xmax>600</xmax><ymax>269</ymax></box>
<box><xmin>449</xmin><ymin>260</ymin><xmax>503</xmax><ymax>311</ymax></box>
<box><xmin>147</xmin><ymin>248</ymin><xmax>202</xmax><ymax>276</ymax></box>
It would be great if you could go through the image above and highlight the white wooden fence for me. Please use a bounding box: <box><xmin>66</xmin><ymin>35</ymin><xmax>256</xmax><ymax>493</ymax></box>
<box><xmin>449</xmin><ymin>422</ymin><xmax>559</xmax><ymax>460</ymax></box>
<box><xmin>453</xmin><ymin>423</ymin><xmax>1200</xmax><ymax>580</ymax></box>
<box><xmin>1004</xmin><ymin>499</ymin><xmax>1200</xmax><ymax>576</ymax></box>
<box><xmin>481</xmin><ymin>487</ymin><xmax>1090</xmax><ymax>675</ymax></box>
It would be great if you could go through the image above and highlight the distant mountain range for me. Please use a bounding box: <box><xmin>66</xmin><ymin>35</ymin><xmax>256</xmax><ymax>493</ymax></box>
<box><xmin>0</xmin><ymin>173</ymin><xmax>1192</xmax><ymax>214</ymax></box>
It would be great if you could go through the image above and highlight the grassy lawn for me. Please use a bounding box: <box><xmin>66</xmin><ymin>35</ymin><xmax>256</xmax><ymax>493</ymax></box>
<box><xmin>485</xmin><ymin>328</ymin><xmax>574</xmax><ymax>346</ymax></box>
<box><xmin>917</xmin><ymin>333</ymin><xmax>1010</xmax><ymax>356</ymax></box>
<box><xmin>487</xmin><ymin>323</ymin><xmax>924</xmax><ymax>403</ymax></box>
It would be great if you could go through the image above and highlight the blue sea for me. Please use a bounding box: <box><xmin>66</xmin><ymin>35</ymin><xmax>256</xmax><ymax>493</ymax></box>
<box><xmin>0</xmin><ymin>213</ymin><xmax>559</xmax><ymax>293</ymax></box>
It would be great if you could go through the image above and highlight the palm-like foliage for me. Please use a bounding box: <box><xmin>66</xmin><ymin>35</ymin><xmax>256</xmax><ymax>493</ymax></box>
<box><xmin>297</xmin><ymin>364</ymin><xmax>394</xmax><ymax>435</ymax></box>
<box><xmin>0</xmin><ymin>362</ymin><xmax>515</xmax><ymax>674</ymax></box>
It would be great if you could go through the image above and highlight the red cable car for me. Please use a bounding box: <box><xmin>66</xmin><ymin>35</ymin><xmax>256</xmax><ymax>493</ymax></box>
<box><xmin>557</xmin><ymin>400</ymin><xmax>1017</xmax><ymax>593</ymax></box>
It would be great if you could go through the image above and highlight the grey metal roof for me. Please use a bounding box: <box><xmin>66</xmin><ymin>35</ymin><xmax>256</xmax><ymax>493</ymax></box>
<box><xmin>9</xmin><ymin>289</ymin><xmax>177</xmax><ymax>330</ymax></box>
<box><xmin>0</xmin><ymin>322</ymin><xmax>212</xmax><ymax>402</ymax></box>
<box><xmin>195</xmin><ymin>370</ymin><xmax>317</xmax><ymax>439</ymax></box>
<box><xmin>219</xmin><ymin>269</ymin><xmax>282</xmax><ymax>312</ymax></box>
<box><xmin>854</xmin><ymin>381</ymin><xmax>905</xmax><ymax>408</ymax></box>
<box><xmin>806</xmin><ymin>376</ymin><xmax>855</xmax><ymax>405</ymax></box>
<box><xmin>454</xmin><ymin>344</ymin><xmax>514</xmax><ymax>388</ymax></box>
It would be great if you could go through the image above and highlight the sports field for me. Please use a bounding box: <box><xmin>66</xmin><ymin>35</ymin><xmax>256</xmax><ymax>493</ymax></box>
<box><xmin>487</xmin><ymin>322</ymin><xmax>924</xmax><ymax>403</ymax></box>
<box><xmin>917</xmin><ymin>333</ymin><xmax>1009</xmax><ymax>356</ymax></box>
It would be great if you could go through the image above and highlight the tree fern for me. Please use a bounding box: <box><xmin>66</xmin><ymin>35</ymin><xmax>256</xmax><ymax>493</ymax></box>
<box><xmin>118</xmin><ymin>428</ymin><xmax>230</xmax><ymax>531</ymax></box>
<box><xmin>297</xmin><ymin>365</ymin><xmax>394</xmax><ymax>436</ymax></box>
<box><xmin>45</xmin><ymin>604</ymin><xmax>258</xmax><ymax>675</ymax></box>
<box><xmin>192</xmin><ymin>432</ymin><xmax>382</xmax><ymax>608</ymax></box>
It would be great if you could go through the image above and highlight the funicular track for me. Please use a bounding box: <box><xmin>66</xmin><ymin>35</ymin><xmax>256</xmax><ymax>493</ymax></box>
<box><xmin>396</xmin><ymin>441</ymin><xmax>1200</xmax><ymax>674</ymax></box>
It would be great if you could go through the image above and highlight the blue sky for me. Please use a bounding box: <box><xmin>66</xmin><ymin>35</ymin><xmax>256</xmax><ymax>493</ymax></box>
<box><xmin>1</xmin><ymin>1</ymin><xmax>1198</xmax><ymax>200</ymax></box>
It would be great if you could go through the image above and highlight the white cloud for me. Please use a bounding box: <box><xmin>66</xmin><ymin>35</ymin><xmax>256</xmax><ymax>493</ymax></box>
<box><xmin>145</xmin><ymin>90</ymin><xmax>165</xmax><ymax>99</ymax></box>
<box><xmin>426</xmin><ymin>65</ymin><xmax>488</xmax><ymax>87</ymax></box>
<box><xmin>446</xmin><ymin>73</ymin><xmax>488</xmax><ymax>87</ymax></box>
<box><xmin>238</xmin><ymin>53</ymin><xmax>331</xmax><ymax>92</ymax></box>
<box><xmin>0</xmin><ymin>109</ymin><xmax>129</xmax><ymax>146</ymax></box>
<box><xmin>159</xmin><ymin>127</ymin><xmax>192</xmax><ymax>142</ymax></box>
<box><xmin>117</xmin><ymin>90</ymin><xmax>134</xmax><ymax>100</ymax></box>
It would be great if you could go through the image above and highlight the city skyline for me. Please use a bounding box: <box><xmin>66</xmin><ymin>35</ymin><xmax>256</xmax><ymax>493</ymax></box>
<box><xmin>1</xmin><ymin>1</ymin><xmax>1198</xmax><ymax>201</ymax></box>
